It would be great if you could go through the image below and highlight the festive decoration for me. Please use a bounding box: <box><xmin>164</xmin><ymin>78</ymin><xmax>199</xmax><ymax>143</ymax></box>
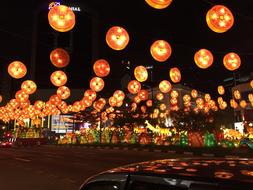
<box><xmin>8</xmin><ymin>61</ymin><xmax>27</xmax><ymax>79</ymax></box>
<box><xmin>15</xmin><ymin>90</ymin><xmax>29</xmax><ymax>103</ymax></box>
<box><xmin>206</xmin><ymin>5</ymin><xmax>234</xmax><ymax>33</ymax></box>
<box><xmin>191</xmin><ymin>89</ymin><xmax>198</xmax><ymax>98</ymax></box>
<box><xmin>223</xmin><ymin>52</ymin><xmax>241</xmax><ymax>71</ymax></box>
<box><xmin>0</xmin><ymin>95</ymin><xmax>2</xmax><ymax>103</ymax></box>
<box><xmin>48</xmin><ymin>5</ymin><xmax>75</xmax><ymax>32</ymax></box>
<box><xmin>89</xmin><ymin>77</ymin><xmax>105</xmax><ymax>92</ymax></box>
<box><xmin>93</xmin><ymin>59</ymin><xmax>110</xmax><ymax>77</ymax></box>
<box><xmin>169</xmin><ymin>67</ymin><xmax>181</xmax><ymax>83</ymax></box>
<box><xmin>128</xmin><ymin>80</ymin><xmax>141</xmax><ymax>94</ymax></box>
<box><xmin>150</xmin><ymin>40</ymin><xmax>172</xmax><ymax>62</ymax></box>
<box><xmin>134</xmin><ymin>66</ymin><xmax>148</xmax><ymax>82</ymax></box>
<box><xmin>218</xmin><ymin>85</ymin><xmax>225</xmax><ymax>95</ymax></box>
<box><xmin>138</xmin><ymin>90</ymin><xmax>149</xmax><ymax>101</ymax></box>
<box><xmin>21</xmin><ymin>80</ymin><xmax>37</xmax><ymax>95</ymax></box>
<box><xmin>106</xmin><ymin>26</ymin><xmax>129</xmax><ymax>50</ymax></box>
<box><xmin>57</xmin><ymin>86</ymin><xmax>70</xmax><ymax>100</ymax></box>
<box><xmin>156</xmin><ymin>92</ymin><xmax>164</xmax><ymax>101</ymax></box>
<box><xmin>50</xmin><ymin>70</ymin><xmax>67</xmax><ymax>87</ymax></box>
<box><xmin>113</xmin><ymin>90</ymin><xmax>125</xmax><ymax>102</ymax></box>
<box><xmin>239</xmin><ymin>100</ymin><xmax>247</xmax><ymax>108</ymax></box>
<box><xmin>145</xmin><ymin>0</ymin><xmax>173</xmax><ymax>9</ymax></box>
<box><xmin>233</xmin><ymin>90</ymin><xmax>241</xmax><ymax>100</ymax></box>
<box><xmin>194</xmin><ymin>49</ymin><xmax>213</xmax><ymax>69</ymax></box>
<box><xmin>50</xmin><ymin>48</ymin><xmax>70</xmax><ymax>68</ymax></box>
<box><xmin>159</xmin><ymin>80</ymin><xmax>172</xmax><ymax>93</ymax></box>
<box><xmin>84</xmin><ymin>89</ymin><xmax>97</xmax><ymax>102</ymax></box>
<box><xmin>248</xmin><ymin>94</ymin><xmax>253</xmax><ymax>102</ymax></box>
<box><xmin>250</xmin><ymin>80</ymin><xmax>253</xmax><ymax>88</ymax></box>
<box><xmin>146</xmin><ymin>100</ymin><xmax>153</xmax><ymax>107</ymax></box>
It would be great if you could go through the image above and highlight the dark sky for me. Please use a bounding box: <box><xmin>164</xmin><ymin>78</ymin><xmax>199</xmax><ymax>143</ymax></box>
<box><xmin>0</xmin><ymin>0</ymin><xmax>253</xmax><ymax>102</ymax></box>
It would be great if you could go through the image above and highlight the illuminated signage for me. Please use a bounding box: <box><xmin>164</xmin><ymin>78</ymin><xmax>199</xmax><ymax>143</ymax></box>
<box><xmin>48</xmin><ymin>2</ymin><xmax>81</xmax><ymax>12</ymax></box>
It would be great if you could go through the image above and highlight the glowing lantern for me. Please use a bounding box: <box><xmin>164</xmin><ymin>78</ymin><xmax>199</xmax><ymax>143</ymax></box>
<box><xmin>116</xmin><ymin>101</ymin><xmax>123</xmax><ymax>107</ymax></box>
<box><xmin>248</xmin><ymin>94</ymin><xmax>253</xmax><ymax>102</ymax></box>
<box><xmin>160</xmin><ymin>103</ymin><xmax>167</xmax><ymax>111</ymax></box>
<box><xmin>50</xmin><ymin>70</ymin><xmax>67</xmax><ymax>87</ymax></box>
<box><xmin>217</xmin><ymin>97</ymin><xmax>223</xmax><ymax>104</ymax></box>
<box><xmin>34</xmin><ymin>100</ymin><xmax>45</xmax><ymax>110</ymax></box>
<box><xmin>138</xmin><ymin>90</ymin><xmax>148</xmax><ymax>101</ymax></box>
<box><xmin>50</xmin><ymin>48</ymin><xmax>70</xmax><ymax>68</ymax></box>
<box><xmin>159</xmin><ymin>80</ymin><xmax>172</xmax><ymax>93</ymax></box>
<box><xmin>150</xmin><ymin>40</ymin><xmax>172</xmax><ymax>62</ymax></box>
<box><xmin>240</xmin><ymin>100</ymin><xmax>247</xmax><ymax>108</ymax></box>
<box><xmin>194</xmin><ymin>49</ymin><xmax>213</xmax><ymax>69</ymax></box>
<box><xmin>106</xmin><ymin>26</ymin><xmax>129</xmax><ymax>50</ymax></box>
<box><xmin>134</xmin><ymin>66</ymin><xmax>148</xmax><ymax>82</ymax></box>
<box><xmin>218</xmin><ymin>85</ymin><xmax>225</xmax><ymax>95</ymax></box>
<box><xmin>57</xmin><ymin>86</ymin><xmax>70</xmax><ymax>100</ymax></box>
<box><xmin>223</xmin><ymin>53</ymin><xmax>241</xmax><ymax>71</ymax></box>
<box><xmin>146</xmin><ymin>100</ymin><xmax>153</xmax><ymax>107</ymax></box>
<box><xmin>128</xmin><ymin>80</ymin><xmax>141</xmax><ymax>94</ymax></box>
<box><xmin>8</xmin><ymin>61</ymin><xmax>27</xmax><ymax>79</ymax></box>
<box><xmin>48</xmin><ymin>5</ymin><xmax>75</xmax><ymax>32</ymax></box>
<box><xmin>81</xmin><ymin>99</ymin><xmax>92</xmax><ymax>107</ymax></box>
<box><xmin>84</xmin><ymin>89</ymin><xmax>97</xmax><ymax>102</ymax></box>
<box><xmin>170</xmin><ymin>90</ymin><xmax>179</xmax><ymax>98</ymax></box>
<box><xmin>15</xmin><ymin>90</ymin><xmax>29</xmax><ymax>103</ymax></box>
<box><xmin>204</xmin><ymin>94</ymin><xmax>211</xmax><ymax>102</ymax></box>
<box><xmin>206</xmin><ymin>5</ymin><xmax>234</xmax><ymax>33</ymax></box>
<box><xmin>141</xmin><ymin>105</ymin><xmax>147</xmax><ymax>113</ymax></box>
<box><xmin>219</xmin><ymin>101</ymin><xmax>227</xmax><ymax>110</ymax></box>
<box><xmin>250</xmin><ymin>80</ymin><xmax>253</xmax><ymax>88</ymax></box>
<box><xmin>21</xmin><ymin>80</ymin><xmax>37</xmax><ymax>95</ymax></box>
<box><xmin>0</xmin><ymin>95</ymin><xmax>2</xmax><ymax>103</ymax></box>
<box><xmin>233</xmin><ymin>90</ymin><xmax>241</xmax><ymax>100</ymax></box>
<box><xmin>113</xmin><ymin>90</ymin><xmax>125</xmax><ymax>102</ymax></box>
<box><xmin>170</xmin><ymin>98</ymin><xmax>178</xmax><ymax>105</ymax></box>
<box><xmin>169</xmin><ymin>67</ymin><xmax>181</xmax><ymax>83</ymax></box>
<box><xmin>89</xmin><ymin>77</ymin><xmax>105</xmax><ymax>92</ymax></box>
<box><xmin>230</xmin><ymin>99</ymin><xmax>238</xmax><ymax>109</ymax></box>
<box><xmin>191</xmin><ymin>89</ymin><xmax>198</xmax><ymax>98</ymax></box>
<box><xmin>196</xmin><ymin>98</ymin><xmax>204</xmax><ymax>105</ymax></box>
<box><xmin>156</xmin><ymin>92</ymin><xmax>164</xmax><ymax>101</ymax></box>
<box><xmin>50</xmin><ymin>95</ymin><xmax>61</xmax><ymax>105</ymax></box>
<box><xmin>145</xmin><ymin>0</ymin><xmax>172</xmax><ymax>9</ymax></box>
<box><xmin>183</xmin><ymin>94</ymin><xmax>191</xmax><ymax>102</ymax></box>
<box><xmin>93</xmin><ymin>59</ymin><xmax>110</xmax><ymax>77</ymax></box>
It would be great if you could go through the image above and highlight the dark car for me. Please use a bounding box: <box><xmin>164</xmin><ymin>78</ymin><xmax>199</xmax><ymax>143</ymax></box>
<box><xmin>79</xmin><ymin>158</ymin><xmax>253</xmax><ymax>190</ymax></box>
<box><xmin>0</xmin><ymin>141</ymin><xmax>13</xmax><ymax>148</ymax></box>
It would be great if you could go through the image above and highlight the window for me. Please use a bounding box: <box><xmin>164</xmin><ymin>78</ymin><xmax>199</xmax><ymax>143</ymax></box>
<box><xmin>82</xmin><ymin>182</ymin><xmax>120</xmax><ymax>190</ymax></box>
<box><xmin>130</xmin><ymin>181</ymin><xmax>187</xmax><ymax>190</ymax></box>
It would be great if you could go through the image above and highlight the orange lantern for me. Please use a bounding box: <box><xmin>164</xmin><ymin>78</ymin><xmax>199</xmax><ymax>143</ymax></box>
<box><xmin>50</xmin><ymin>70</ymin><xmax>67</xmax><ymax>87</ymax></box>
<box><xmin>146</xmin><ymin>100</ymin><xmax>153</xmax><ymax>107</ymax></box>
<box><xmin>15</xmin><ymin>90</ymin><xmax>29</xmax><ymax>103</ymax></box>
<box><xmin>156</xmin><ymin>92</ymin><xmax>164</xmax><ymax>101</ymax></box>
<box><xmin>90</xmin><ymin>77</ymin><xmax>105</xmax><ymax>92</ymax></box>
<box><xmin>109</xmin><ymin>96</ymin><xmax>117</xmax><ymax>107</ymax></box>
<box><xmin>50</xmin><ymin>48</ymin><xmax>70</xmax><ymax>68</ymax></box>
<box><xmin>81</xmin><ymin>99</ymin><xmax>92</xmax><ymax>107</ymax></box>
<box><xmin>57</xmin><ymin>86</ymin><xmax>70</xmax><ymax>100</ymax></box>
<box><xmin>48</xmin><ymin>5</ymin><xmax>75</xmax><ymax>32</ymax></box>
<box><xmin>49</xmin><ymin>94</ymin><xmax>61</xmax><ymax>105</ymax></box>
<box><xmin>169</xmin><ymin>67</ymin><xmax>181</xmax><ymax>83</ymax></box>
<box><xmin>159</xmin><ymin>80</ymin><xmax>172</xmax><ymax>93</ymax></box>
<box><xmin>191</xmin><ymin>89</ymin><xmax>198</xmax><ymax>98</ymax></box>
<box><xmin>145</xmin><ymin>0</ymin><xmax>172</xmax><ymax>9</ymax></box>
<box><xmin>34</xmin><ymin>100</ymin><xmax>45</xmax><ymax>110</ymax></box>
<box><xmin>204</xmin><ymin>94</ymin><xmax>211</xmax><ymax>102</ymax></box>
<box><xmin>84</xmin><ymin>89</ymin><xmax>97</xmax><ymax>102</ymax></box>
<box><xmin>159</xmin><ymin>103</ymin><xmax>167</xmax><ymax>111</ymax></box>
<box><xmin>248</xmin><ymin>94</ymin><xmax>253</xmax><ymax>102</ymax></box>
<box><xmin>150</xmin><ymin>40</ymin><xmax>172</xmax><ymax>62</ymax></box>
<box><xmin>218</xmin><ymin>85</ymin><xmax>225</xmax><ymax>95</ymax></box>
<box><xmin>170</xmin><ymin>98</ymin><xmax>178</xmax><ymax>105</ymax></box>
<box><xmin>128</xmin><ymin>80</ymin><xmax>141</xmax><ymax>94</ymax></box>
<box><xmin>93</xmin><ymin>59</ymin><xmax>110</xmax><ymax>77</ymax></box>
<box><xmin>250</xmin><ymin>80</ymin><xmax>253</xmax><ymax>88</ymax></box>
<box><xmin>233</xmin><ymin>90</ymin><xmax>241</xmax><ymax>100</ymax></box>
<box><xmin>194</xmin><ymin>49</ymin><xmax>213</xmax><ymax>69</ymax></box>
<box><xmin>223</xmin><ymin>52</ymin><xmax>241</xmax><ymax>71</ymax></box>
<box><xmin>138</xmin><ymin>90</ymin><xmax>149</xmax><ymax>101</ymax></box>
<box><xmin>170</xmin><ymin>90</ymin><xmax>179</xmax><ymax>98</ymax></box>
<box><xmin>113</xmin><ymin>90</ymin><xmax>125</xmax><ymax>102</ymax></box>
<box><xmin>196</xmin><ymin>98</ymin><xmax>204</xmax><ymax>105</ymax></box>
<box><xmin>239</xmin><ymin>100</ymin><xmax>247</xmax><ymax>109</ymax></box>
<box><xmin>0</xmin><ymin>95</ymin><xmax>2</xmax><ymax>103</ymax></box>
<box><xmin>217</xmin><ymin>97</ymin><xmax>223</xmax><ymax>105</ymax></box>
<box><xmin>8</xmin><ymin>61</ymin><xmax>27</xmax><ymax>79</ymax></box>
<box><xmin>106</xmin><ymin>26</ymin><xmax>129</xmax><ymax>50</ymax></box>
<box><xmin>134</xmin><ymin>66</ymin><xmax>148</xmax><ymax>82</ymax></box>
<box><xmin>21</xmin><ymin>80</ymin><xmax>37</xmax><ymax>95</ymax></box>
<box><xmin>206</xmin><ymin>5</ymin><xmax>234</xmax><ymax>33</ymax></box>
<box><xmin>230</xmin><ymin>99</ymin><xmax>238</xmax><ymax>109</ymax></box>
<box><xmin>183</xmin><ymin>94</ymin><xmax>191</xmax><ymax>102</ymax></box>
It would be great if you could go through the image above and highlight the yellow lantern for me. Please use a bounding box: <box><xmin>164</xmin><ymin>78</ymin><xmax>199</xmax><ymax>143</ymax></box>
<box><xmin>206</xmin><ymin>5</ymin><xmax>234</xmax><ymax>33</ymax></box>
<box><xmin>194</xmin><ymin>49</ymin><xmax>213</xmax><ymax>69</ymax></box>
<box><xmin>113</xmin><ymin>90</ymin><xmax>125</xmax><ymax>102</ymax></box>
<box><xmin>217</xmin><ymin>97</ymin><xmax>223</xmax><ymax>104</ymax></box>
<box><xmin>191</xmin><ymin>89</ymin><xmax>198</xmax><ymax>98</ymax></box>
<box><xmin>50</xmin><ymin>48</ymin><xmax>70</xmax><ymax>68</ymax></box>
<box><xmin>239</xmin><ymin>100</ymin><xmax>247</xmax><ymax>109</ymax></box>
<box><xmin>146</xmin><ymin>100</ymin><xmax>153</xmax><ymax>107</ymax></box>
<box><xmin>57</xmin><ymin>86</ymin><xmax>70</xmax><ymax>100</ymax></box>
<box><xmin>170</xmin><ymin>90</ymin><xmax>179</xmax><ymax>98</ymax></box>
<box><xmin>49</xmin><ymin>95</ymin><xmax>61</xmax><ymax>105</ymax></box>
<box><xmin>183</xmin><ymin>94</ymin><xmax>191</xmax><ymax>102</ymax></box>
<box><xmin>50</xmin><ymin>70</ymin><xmax>67</xmax><ymax>87</ymax></box>
<box><xmin>248</xmin><ymin>93</ymin><xmax>253</xmax><ymax>102</ymax></box>
<box><xmin>150</xmin><ymin>40</ymin><xmax>172</xmax><ymax>62</ymax></box>
<box><xmin>90</xmin><ymin>77</ymin><xmax>105</xmax><ymax>92</ymax></box>
<box><xmin>48</xmin><ymin>5</ymin><xmax>75</xmax><ymax>32</ymax></box>
<box><xmin>219</xmin><ymin>101</ymin><xmax>227</xmax><ymax>110</ymax></box>
<box><xmin>106</xmin><ymin>26</ymin><xmax>129</xmax><ymax>50</ymax></box>
<box><xmin>196</xmin><ymin>98</ymin><xmax>204</xmax><ymax>105</ymax></box>
<box><xmin>134</xmin><ymin>66</ymin><xmax>148</xmax><ymax>82</ymax></box>
<box><xmin>223</xmin><ymin>52</ymin><xmax>241</xmax><ymax>71</ymax></box>
<box><xmin>233</xmin><ymin>90</ymin><xmax>241</xmax><ymax>100</ymax></box>
<box><xmin>159</xmin><ymin>80</ymin><xmax>172</xmax><ymax>93</ymax></box>
<box><xmin>34</xmin><ymin>100</ymin><xmax>45</xmax><ymax>110</ymax></box>
<box><xmin>21</xmin><ymin>80</ymin><xmax>37</xmax><ymax>95</ymax></box>
<box><xmin>156</xmin><ymin>92</ymin><xmax>164</xmax><ymax>101</ymax></box>
<box><xmin>128</xmin><ymin>80</ymin><xmax>141</xmax><ymax>94</ymax></box>
<box><xmin>218</xmin><ymin>85</ymin><xmax>225</xmax><ymax>95</ymax></box>
<box><xmin>8</xmin><ymin>61</ymin><xmax>27</xmax><ymax>79</ymax></box>
<box><xmin>145</xmin><ymin>0</ymin><xmax>172</xmax><ymax>9</ymax></box>
<box><xmin>93</xmin><ymin>59</ymin><xmax>110</xmax><ymax>77</ymax></box>
<box><xmin>169</xmin><ymin>67</ymin><xmax>181</xmax><ymax>83</ymax></box>
<box><xmin>15</xmin><ymin>90</ymin><xmax>29</xmax><ymax>103</ymax></box>
<box><xmin>84</xmin><ymin>89</ymin><xmax>97</xmax><ymax>102</ymax></box>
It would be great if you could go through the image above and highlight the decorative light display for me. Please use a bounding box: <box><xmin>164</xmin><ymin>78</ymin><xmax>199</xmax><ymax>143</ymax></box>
<box><xmin>194</xmin><ymin>49</ymin><xmax>213</xmax><ymax>69</ymax></box>
<box><xmin>49</xmin><ymin>94</ymin><xmax>61</xmax><ymax>105</ymax></box>
<box><xmin>50</xmin><ymin>48</ymin><xmax>70</xmax><ymax>68</ymax></box>
<box><xmin>204</xmin><ymin>94</ymin><xmax>211</xmax><ymax>102</ymax></box>
<box><xmin>50</xmin><ymin>70</ymin><xmax>67</xmax><ymax>87</ymax></box>
<box><xmin>239</xmin><ymin>100</ymin><xmax>247</xmax><ymax>108</ymax></box>
<box><xmin>21</xmin><ymin>80</ymin><xmax>37</xmax><ymax>95</ymax></box>
<box><xmin>48</xmin><ymin>5</ymin><xmax>75</xmax><ymax>32</ymax></box>
<box><xmin>138</xmin><ymin>90</ymin><xmax>149</xmax><ymax>101</ymax></box>
<box><xmin>145</xmin><ymin>0</ymin><xmax>172</xmax><ymax>9</ymax></box>
<box><xmin>156</xmin><ymin>92</ymin><xmax>164</xmax><ymax>101</ymax></box>
<box><xmin>191</xmin><ymin>89</ymin><xmax>198</xmax><ymax>98</ymax></box>
<box><xmin>183</xmin><ymin>94</ymin><xmax>191</xmax><ymax>102</ymax></box>
<box><xmin>93</xmin><ymin>59</ymin><xmax>110</xmax><ymax>77</ymax></box>
<box><xmin>113</xmin><ymin>90</ymin><xmax>125</xmax><ymax>102</ymax></box>
<box><xmin>8</xmin><ymin>61</ymin><xmax>27</xmax><ymax>79</ymax></box>
<box><xmin>223</xmin><ymin>52</ymin><xmax>241</xmax><ymax>71</ymax></box>
<box><xmin>248</xmin><ymin>94</ymin><xmax>253</xmax><ymax>102</ymax></box>
<box><xmin>89</xmin><ymin>77</ymin><xmax>105</xmax><ymax>92</ymax></box>
<box><xmin>159</xmin><ymin>80</ymin><xmax>172</xmax><ymax>93</ymax></box>
<box><xmin>150</xmin><ymin>40</ymin><xmax>172</xmax><ymax>62</ymax></box>
<box><xmin>146</xmin><ymin>100</ymin><xmax>153</xmax><ymax>107</ymax></box>
<box><xmin>128</xmin><ymin>80</ymin><xmax>141</xmax><ymax>94</ymax></box>
<box><xmin>0</xmin><ymin>95</ymin><xmax>2</xmax><ymax>103</ymax></box>
<box><xmin>84</xmin><ymin>89</ymin><xmax>97</xmax><ymax>102</ymax></box>
<box><xmin>233</xmin><ymin>90</ymin><xmax>241</xmax><ymax>100</ymax></box>
<box><xmin>134</xmin><ymin>65</ymin><xmax>148</xmax><ymax>82</ymax></box>
<box><xmin>57</xmin><ymin>86</ymin><xmax>70</xmax><ymax>100</ymax></box>
<box><xmin>218</xmin><ymin>85</ymin><xmax>225</xmax><ymax>95</ymax></box>
<box><xmin>206</xmin><ymin>5</ymin><xmax>234</xmax><ymax>33</ymax></box>
<box><xmin>106</xmin><ymin>26</ymin><xmax>129</xmax><ymax>50</ymax></box>
<box><xmin>170</xmin><ymin>90</ymin><xmax>179</xmax><ymax>98</ymax></box>
<box><xmin>109</xmin><ymin>96</ymin><xmax>117</xmax><ymax>107</ymax></box>
<box><xmin>230</xmin><ymin>99</ymin><xmax>238</xmax><ymax>109</ymax></box>
<box><xmin>15</xmin><ymin>90</ymin><xmax>29</xmax><ymax>103</ymax></box>
<box><xmin>34</xmin><ymin>100</ymin><xmax>45</xmax><ymax>110</ymax></box>
<box><xmin>250</xmin><ymin>80</ymin><xmax>253</xmax><ymax>88</ymax></box>
<box><xmin>169</xmin><ymin>67</ymin><xmax>181</xmax><ymax>83</ymax></box>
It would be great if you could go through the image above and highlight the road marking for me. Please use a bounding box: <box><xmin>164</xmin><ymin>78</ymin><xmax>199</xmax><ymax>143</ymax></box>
<box><xmin>15</xmin><ymin>157</ymin><xmax>31</xmax><ymax>162</ymax></box>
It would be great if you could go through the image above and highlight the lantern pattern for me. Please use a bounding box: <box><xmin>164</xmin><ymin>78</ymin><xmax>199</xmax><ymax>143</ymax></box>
<box><xmin>191</xmin><ymin>89</ymin><xmax>198</xmax><ymax>98</ymax></box>
<box><xmin>233</xmin><ymin>90</ymin><xmax>241</xmax><ymax>100</ymax></box>
<box><xmin>239</xmin><ymin>100</ymin><xmax>247</xmax><ymax>108</ymax></box>
<box><xmin>128</xmin><ymin>80</ymin><xmax>141</xmax><ymax>94</ymax></box>
<box><xmin>93</xmin><ymin>59</ymin><xmax>110</xmax><ymax>77</ymax></box>
<box><xmin>50</xmin><ymin>70</ymin><xmax>67</xmax><ymax>87</ymax></box>
<box><xmin>34</xmin><ymin>100</ymin><xmax>45</xmax><ymax>110</ymax></box>
<box><xmin>0</xmin><ymin>95</ymin><xmax>2</xmax><ymax>103</ymax></box>
<box><xmin>204</xmin><ymin>94</ymin><xmax>211</xmax><ymax>102</ymax></box>
<box><xmin>134</xmin><ymin>66</ymin><xmax>148</xmax><ymax>82</ymax></box>
<box><xmin>89</xmin><ymin>77</ymin><xmax>105</xmax><ymax>92</ymax></box>
<box><xmin>146</xmin><ymin>100</ymin><xmax>153</xmax><ymax>107</ymax></box>
<box><xmin>50</xmin><ymin>48</ymin><xmax>70</xmax><ymax>68</ymax></box>
<box><xmin>170</xmin><ymin>67</ymin><xmax>181</xmax><ymax>83</ymax></box>
<box><xmin>250</xmin><ymin>80</ymin><xmax>253</xmax><ymax>88</ymax></box>
<box><xmin>48</xmin><ymin>5</ymin><xmax>75</xmax><ymax>32</ymax></box>
<box><xmin>8</xmin><ymin>61</ymin><xmax>27</xmax><ymax>79</ymax></box>
<box><xmin>230</xmin><ymin>99</ymin><xmax>238</xmax><ymax>109</ymax></box>
<box><xmin>206</xmin><ymin>5</ymin><xmax>234</xmax><ymax>33</ymax></box>
<box><xmin>159</xmin><ymin>80</ymin><xmax>172</xmax><ymax>93</ymax></box>
<box><xmin>21</xmin><ymin>80</ymin><xmax>37</xmax><ymax>95</ymax></box>
<box><xmin>156</xmin><ymin>92</ymin><xmax>164</xmax><ymax>101</ymax></box>
<box><xmin>57</xmin><ymin>86</ymin><xmax>70</xmax><ymax>100</ymax></box>
<box><xmin>194</xmin><ymin>49</ymin><xmax>213</xmax><ymax>69</ymax></box>
<box><xmin>150</xmin><ymin>40</ymin><xmax>172</xmax><ymax>62</ymax></box>
<box><xmin>106</xmin><ymin>26</ymin><xmax>129</xmax><ymax>50</ymax></box>
<box><xmin>145</xmin><ymin>0</ymin><xmax>172</xmax><ymax>9</ymax></box>
<box><xmin>170</xmin><ymin>90</ymin><xmax>179</xmax><ymax>98</ymax></box>
<box><xmin>84</xmin><ymin>89</ymin><xmax>97</xmax><ymax>102</ymax></box>
<box><xmin>15</xmin><ymin>90</ymin><xmax>29</xmax><ymax>103</ymax></box>
<box><xmin>138</xmin><ymin>90</ymin><xmax>148</xmax><ymax>101</ymax></box>
<box><xmin>218</xmin><ymin>85</ymin><xmax>225</xmax><ymax>95</ymax></box>
<box><xmin>183</xmin><ymin>94</ymin><xmax>191</xmax><ymax>102</ymax></box>
<box><xmin>113</xmin><ymin>90</ymin><xmax>125</xmax><ymax>102</ymax></box>
<box><xmin>223</xmin><ymin>52</ymin><xmax>241</xmax><ymax>71</ymax></box>
<box><xmin>248</xmin><ymin>94</ymin><xmax>253</xmax><ymax>102</ymax></box>
<box><xmin>49</xmin><ymin>95</ymin><xmax>61</xmax><ymax>105</ymax></box>
<box><xmin>109</xmin><ymin>96</ymin><xmax>117</xmax><ymax>107</ymax></box>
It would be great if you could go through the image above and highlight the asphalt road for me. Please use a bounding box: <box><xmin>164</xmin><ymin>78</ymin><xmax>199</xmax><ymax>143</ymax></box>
<box><xmin>0</xmin><ymin>146</ymin><xmax>190</xmax><ymax>190</ymax></box>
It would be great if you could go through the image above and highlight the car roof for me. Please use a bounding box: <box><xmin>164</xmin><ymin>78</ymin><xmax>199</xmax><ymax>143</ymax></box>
<box><xmin>103</xmin><ymin>158</ymin><xmax>253</xmax><ymax>183</ymax></box>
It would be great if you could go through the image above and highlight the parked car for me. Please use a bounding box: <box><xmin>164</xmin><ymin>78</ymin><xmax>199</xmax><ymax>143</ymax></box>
<box><xmin>0</xmin><ymin>140</ymin><xmax>13</xmax><ymax>148</ymax></box>
<box><xmin>79</xmin><ymin>157</ymin><xmax>253</xmax><ymax>190</ymax></box>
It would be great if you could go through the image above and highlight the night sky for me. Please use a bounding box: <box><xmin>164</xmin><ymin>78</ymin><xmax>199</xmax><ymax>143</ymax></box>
<box><xmin>0</xmin><ymin>0</ymin><xmax>253</xmax><ymax>103</ymax></box>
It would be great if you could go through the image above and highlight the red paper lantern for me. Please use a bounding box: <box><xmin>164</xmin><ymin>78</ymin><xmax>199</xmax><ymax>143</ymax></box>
<box><xmin>134</xmin><ymin>66</ymin><xmax>148</xmax><ymax>82</ymax></box>
<box><xmin>49</xmin><ymin>94</ymin><xmax>61</xmax><ymax>105</ymax></box>
<box><xmin>146</xmin><ymin>100</ymin><xmax>153</xmax><ymax>107</ymax></box>
<box><xmin>15</xmin><ymin>90</ymin><xmax>29</xmax><ymax>103</ymax></box>
<box><xmin>223</xmin><ymin>52</ymin><xmax>241</xmax><ymax>71</ymax></box>
<box><xmin>89</xmin><ymin>77</ymin><xmax>104</xmax><ymax>92</ymax></box>
<box><xmin>21</xmin><ymin>80</ymin><xmax>37</xmax><ymax>95</ymax></box>
<box><xmin>206</xmin><ymin>5</ymin><xmax>234</xmax><ymax>33</ymax></box>
<box><xmin>170</xmin><ymin>90</ymin><xmax>179</xmax><ymax>98</ymax></box>
<box><xmin>169</xmin><ymin>67</ymin><xmax>181</xmax><ymax>83</ymax></box>
<box><xmin>156</xmin><ymin>92</ymin><xmax>164</xmax><ymax>101</ymax></box>
<box><xmin>128</xmin><ymin>80</ymin><xmax>141</xmax><ymax>94</ymax></box>
<box><xmin>8</xmin><ymin>61</ymin><xmax>27</xmax><ymax>79</ymax></box>
<box><xmin>48</xmin><ymin>5</ymin><xmax>75</xmax><ymax>32</ymax></box>
<box><xmin>50</xmin><ymin>48</ymin><xmax>70</xmax><ymax>68</ymax></box>
<box><xmin>93</xmin><ymin>59</ymin><xmax>110</xmax><ymax>77</ymax></box>
<box><xmin>84</xmin><ymin>89</ymin><xmax>97</xmax><ymax>102</ymax></box>
<box><xmin>113</xmin><ymin>90</ymin><xmax>125</xmax><ymax>102</ymax></box>
<box><xmin>145</xmin><ymin>0</ymin><xmax>172</xmax><ymax>9</ymax></box>
<box><xmin>194</xmin><ymin>49</ymin><xmax>213</xmax><ymax>69</ymax></box>
<box><xmin>50</xmin><ymin>70</ymin><xmax>67</xmax><ymax>87</ymax></box>
<box><xmin>150</xmin><ymin>40</ymin><xmax>172</xmax><ymax>62</ymax></box>
<box><xmin>106</xmin><ymin>26</ymin><xmax>129</xmax><ymax>50</ymax></box>
<box><xmin>57</xmin><ymin>86</ymin><xmax>70</xmax><ymax>100</ymax></box>
<box><xmin>34</xmin><ymin>100</ymin><xmax>45</xmax><ymax>110</ymax></box>
<box><xmin>159</xmin><ymin>80</ymin><xmax>172</xmax><ymax>93</ymax></box>
<box><xmin>138</xmin><ymin>90</ymin><xmax>149</xmax><ymax>101</ymax></box>
<box><xmin>218</xmin><ymin>85</ymin><xmax>225</xmax><ymax>95</ymax></box>
<box><xmin>248</xmin><ymin>94</ymin><xmax>253</xmax><ymax>102</ymax></box>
